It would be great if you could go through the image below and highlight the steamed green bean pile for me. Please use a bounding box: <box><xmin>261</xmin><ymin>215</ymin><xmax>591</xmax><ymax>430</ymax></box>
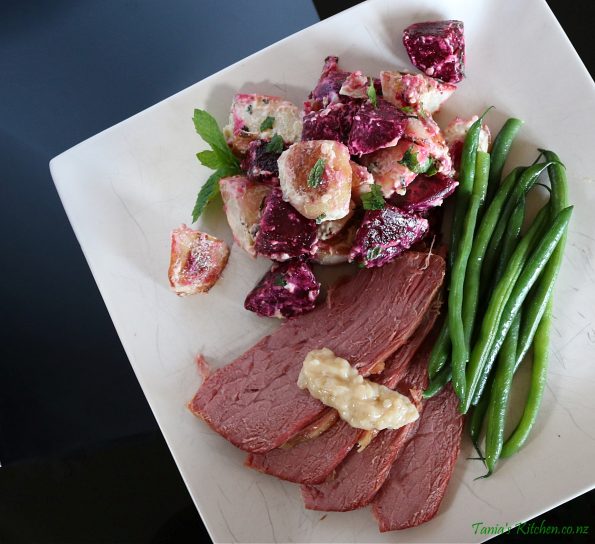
<box><xmin>424</xmin><ymin>114</ymin><xmax>572</xmax><ymax>475</ymax></box>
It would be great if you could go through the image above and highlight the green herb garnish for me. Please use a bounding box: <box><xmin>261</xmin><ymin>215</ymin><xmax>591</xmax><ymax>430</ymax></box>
<box><xmin>260</xmin><ymin>116</ymin><xmax>275</xmax><ymax>131</ymax></box>
<box><xmin>315</xmin><ymin>213</ymin><xmax>327</xmax><ymax>224</ymax></box>
<box><xmin>361</xmin><ymin>184</ymin><xmax>386</xmax><ymax>210</ymax></box>
<box><xmin>425</xmin><ymin>160</ymin><xmax>439</xmax><ymax>177</ymax></box>
<box><xmin>265</xmin><ymin>134</ymin><xmax>284</xmax><ymax>153</ymax></box>
<box><xmin>246</xmin><ymin>104</ymin><xmax>253</xmax><ymax>114</ymax></box>
<box><xmin>273</xmin><ymin>274</ymin><xmax>287</xmax><ymax>287</ymax></box>
<box><xmin>192</xmin><ymin>109</ymin><xmax>241</xmax><ymax>222</ymax></box>
<box><xmin>398</xmin><ymin>146</ymin><xmax>434</xmax><ymax>174</ymax></box>
<box><xmin>307</xmin><ymin>158</ymin><xmax>326</xmax><ymax>188</ymax></box>
<box><xmin>367</xmin><ymin>78</ymin><xmax>377</xmax><ymax>108</ymax></box>
<box><xmin>366</xmin><ymin>246</ymin><xmax>382</xmax><ymax>261</ymax></box>
<box><xmin>400</xmin><ymin>106</ymin><xmax>415</xmax><ymax>115</ymax></box>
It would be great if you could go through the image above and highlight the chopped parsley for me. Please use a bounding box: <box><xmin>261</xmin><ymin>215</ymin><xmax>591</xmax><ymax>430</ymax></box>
<box><xmin>307</xmin><ymin>158</ymin><xmax>326</xmax><ymax>188</ymax></box>
<box><xmin>366</xmin><ymin>246</ymin><xmax>382</xmax><ymax>261</ymax></box>
<box><xmin>398</xmin><ymin>146</ymin><xmax>434</xmax><ymax>174</ymax></box>
<box><xmin>361</xmin><ymin>184</ymin><xmax>385</xmax><ymax>210</ymax></box>
<box><xmin>425</xmin><ymin>160</ymin><xmax>439</xmax><ymax>177</ymax></box>
<box><xmin>265</xmin><ymin>134</ymin><xmax>284</xmax><ymax>153</ymax></box>
<box><xmin>367</xmin><ymin>77</ymin><xmax>377</xmax><ymax>108</ymax></box>
<box><xmin>259</xmin><ymin>116</ymin><xmax>275</xmax><ymax>131</ymax></box>
<box><xmin>192</xmin><ymin>108</ymin><xmax>241</xmax><ymax>222</ymax></box>
<box><xmin>315</xmin><ymin>213</ymin><xmax>327</xmax><ymax>224</ymax></box>
<box><xmin>246</xmin><ymin>104</ymin><xmax>253</xmax><ymax>114</ymax></box>
<box><xmin>273</xmin><ymin>274</ymin><xmax>287</xmax><ymax>287</ymax></box>
<box><xmin>400</xmin><ymin>106</ymin><xmax>415</xmax><ymax>115</ymax></box>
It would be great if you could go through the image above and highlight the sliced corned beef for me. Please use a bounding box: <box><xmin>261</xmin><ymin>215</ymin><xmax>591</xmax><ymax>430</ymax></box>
<box><xmin>246</xmin><ymin>420</ymin><xmax>362</xmax><ymax>485</ymax></box>
<box><xmin>372</xmin><ymin>383</ymin><xmax>464</xmax><ymax>531</ymax></box>
<box><xmin>373</xmin><ymin>299</ymin><xmax>440</xmax><ymax>390</ymax></box>
<box><xmin>245</xmin><ymin>302</ymin><xmax>440</xmax><ymax>485</ymax></box>
<box><xmin>300</xmin><ymin>329</ymin><xmax>434</xmax><ymax>512</ymax></box>
<box><xmin>189</xmin><ymin>252</ymin><xmax>445</xmax><ymax>453</ymax></box>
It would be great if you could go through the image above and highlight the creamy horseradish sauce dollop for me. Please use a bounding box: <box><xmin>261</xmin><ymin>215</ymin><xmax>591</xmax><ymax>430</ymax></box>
<box><xmin>297</xmin><ymin>348</ymin><xmax>419</xmax><ymax>431</ymax></box>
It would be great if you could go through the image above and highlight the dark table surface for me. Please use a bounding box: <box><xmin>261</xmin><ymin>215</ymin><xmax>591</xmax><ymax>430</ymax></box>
<box><xmin>1</xmin><ymin>1</ymin><xmax>593</xmax><ymax>542</ymax></box>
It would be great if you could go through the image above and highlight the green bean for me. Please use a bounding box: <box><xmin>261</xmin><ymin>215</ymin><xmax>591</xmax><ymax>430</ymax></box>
<box><xmin>428</xmin><ymin>322</ymin><xmax>451</xmax><ymax>379</ymax></box>
<box><xmin>472</xmin><ymin>206</ymin><xmax>572</xmax><ymax>404</ymax></box>
<box><xmin>501</xmin><ymin>303</ymin><xmax>551</xmax><ymax>457</ymax></box>
<box><xmin>481</xmin><ymin>162</ymin><xmax>555</xmax><ymax>290</ymax></box>
<box><xmin>462</xmin><ymin>206</ymin><xmax>549</xmax><ymax>412</ymax></box>
<box><xmin>485</xmin><ymin>118</ymin><xmax>524</xmax><ymax>205</ymax></box>
<box><xmin>469</xmin><ymin>202</ymin><xmax>528</xmax><ymax>407</ymax></box>
<box><xmin>465</xmin><ymin>206</ymin><xmax>573</xmax><ymax>411</ymax></box>
<box><xmin>484</xmin><ymin>313</ymin><xmax>521</xmax><ymax>474</ymax></box>
<box><xmin>515</xmin><ymin>152</ymin><xmax>569</xmax><ymax>369</ymax></box>
<box><xmin>449</xmin><ymin>152</ymin><xmax>490</xmax><ymax>400</ymax></box>
<box><xmin>469</xmin><ymin>387</ymin><xmax>490</xmax><ymax>457</ymax></box>
<box><xmin>467</xmin><ymin>197</ymin><xmax>524</xmax><ymax>413</ymax></box>
<box><xmin>449</xmin><ymin>110</ymin><xmax>491</xmax><ymax>270</ymax></box>
<box><xmin>493</xmin><ymin>198</ymin><xmax>526</xmax><ymax>285</ymax></box>
<box><xmin>462</xmin><ymin>167</ymin><xmax>524</xmax><ymax>348</ymax></box>
<box><xmin>423</xmin><ymin>365</ymin><xmax>452</xmax><ymax>399</ymax></box>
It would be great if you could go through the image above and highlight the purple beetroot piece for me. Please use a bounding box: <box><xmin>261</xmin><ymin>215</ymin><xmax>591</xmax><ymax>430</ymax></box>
<box><xmin>241</xmin><ymin>139</ymin><xmax>284</xmax><ymax>185</ymax></box>
<box><xmin>305</xmin><ymin>56</ymin><xmax>350</xmax><ymax>113</ymax></box>
<box><xmin>402</xmin><ymin>20</ymin><xmax>465</xmax><ymax>84</ymax></box>
<box><xmin>349</xmin><ymin>205</ymin><xmax>429</xmax><ymax>268</ymax></box>
<box><xmin>390</xmin><ymin>173</ymin><xmax>458</xmax><ymax>212</ymax></box>
<box><xmin>253</xmin><ymin>188</ymin><xmax>318</xmax><ymax>261</ymax></box>
<box><xmin>244</xmin><ymin>260</ymin><xmax>321</xmax><ymax>318</ymax></box>
<box><xmin>301</xmin><ymin>102</ymin><xmax>355</xmax><ymax>144</ymax></box>
<box><xmin>348</xmin><ymin>99</ymin><xmax>408</xmax><ymax>156</ymax></box>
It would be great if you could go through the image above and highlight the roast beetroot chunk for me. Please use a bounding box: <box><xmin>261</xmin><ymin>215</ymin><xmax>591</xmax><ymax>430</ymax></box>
<box><xmin>244</xmin><ymin>303</ymin><xmax>440</xmax><ymax>485</ymax></box>
<box><xmin>349</xmin><ymin>205</ymin><xmax>429</xmax><ymax>268</ymax></box>
<box><xmin>244</xmin><ymin>260</ymin><xmax>320</xmax><ymax>319</ymax></box>
<box><xmin>372</xmin><ymin>383</ymin><xmax>464</xmax><ymax>531</ymax></box>
<box><xmin>390</xmin><ymin>173</ymin><xmax>458</xmax><ymax>212</ymax></box>
<box><xmin>189</xmin><ymin>252</ymin><xmax>445</xmax><ymax>453</ymax></box>
<box><xmin>300</xmin><ymin>323</ymin><xmax>435</xmax><ymax>512</ymax></box>
<box><xmin>301</xmin><ymin>103</ymin><xmax>355</xmax><ymax>144</ymax></box>
<box><xmin>253</xmin><ymin>188</ymin><xmax>318</xmax><ymax>261</ymax></box>
<box><xmin>305</xmin><ymin>56</ymin><xmax>350</xmax><ymax>113</ymax></box>
<box><xmin>241</xmin><ymin>139</ymin><xmax>283</xmax><ymax>185</ymax></box>
<box><xmin>403</xmin><ymin>20</ymin><xmax>465</xmax><ymax>83</ymax></box>
<box><xmin>348</xmin><ymin>99</ymin><xmax>408</xmax><ymax>156</ymax></box>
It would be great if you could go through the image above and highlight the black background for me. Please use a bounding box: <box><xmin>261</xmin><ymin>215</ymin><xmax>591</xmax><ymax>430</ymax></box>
<box><xmin>1</xmin><ymin>1</ymin><xmax>593</xmax><ymax>542</ymax></box>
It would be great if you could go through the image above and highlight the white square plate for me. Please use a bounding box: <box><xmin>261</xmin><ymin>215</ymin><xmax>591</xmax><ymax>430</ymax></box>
<box><xmin>50</xmin><ymin>0</ymin><xmax>595</xmax><ymax>542</ymax></box>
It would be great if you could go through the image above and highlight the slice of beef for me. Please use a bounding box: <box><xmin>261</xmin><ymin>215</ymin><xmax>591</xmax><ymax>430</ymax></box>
<box><xmin>300</xmin><ymin>329</ymin><xmax>434</xmax><ymax>512</ymax></box>
<box><xmin>372</xmin><ymin>297</ymin><xmax>441</xmax><ymax>390</ymax></box>
<box><xmin>189</xmin><ymin>251</ymin><xmax>445</xmax><ymax>453</ymax></box>
<box><xmin>245</xmin><ymin>301</ymin><xmax>440</xmax><ymax>485</ymax></box>
<box><xmin>246</xmin><ymin>420</ymin><xmax>362</xmax><ymax>485</ymax></box>
<box><xmin>372</xmin><ymin>383</ymin><xmax>464</xmax><ymax>531</ymax></box>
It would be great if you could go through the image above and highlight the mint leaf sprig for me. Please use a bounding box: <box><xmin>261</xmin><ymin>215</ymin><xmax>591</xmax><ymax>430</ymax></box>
<box><xmin>361</xmin><ymin>183</ymin><xmax>385</xmax><ymax>210</ymax></box>
<box><xmin>307</xmin><ymin>158</ymin><xmax>326</xmax><ymax>188</ymax></box>
<box><xmin>191</xmin><ymin>108</ymin><xmax>241</xmax><ymax>222</ymax></box>
<box><xmin>367</xmin><ymin>77</ymin><xmax>378</xmax><ymax>108</ymax></box>
<box><xmin>398</xmin><ymin>145</ymin><xmax>437</xmax><ymax>175</ymax></box>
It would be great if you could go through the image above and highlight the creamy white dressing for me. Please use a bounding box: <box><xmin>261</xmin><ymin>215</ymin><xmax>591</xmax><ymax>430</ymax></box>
<box><xmin>297</xmin><ymin>348</ymin><xmax>419</xmax><ymax>431</ymax></box>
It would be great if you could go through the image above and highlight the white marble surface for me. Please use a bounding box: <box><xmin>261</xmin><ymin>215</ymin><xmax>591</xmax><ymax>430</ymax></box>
<box><xmin>50</xmin><ymin>0</ymin><xmax>595</xmax><ymax>542</ymax></box>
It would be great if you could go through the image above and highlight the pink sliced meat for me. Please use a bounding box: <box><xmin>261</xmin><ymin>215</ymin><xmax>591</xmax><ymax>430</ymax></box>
<box><xmin>189</xmin><ymin>252</ymin><xmax>445</xmax><ymax>453</ymax></box>
<box><xmin>372</xmin><ymin>383</ymin><xmax>464</xmax><ymax>531</ymax></box>
<box><xmin>300</xmin><ymin>330</ymin><xmax>434</xmax><ymax>512</ymax></box>
<box><xmin>245</xmin><ymin>302</ymin><xmax>440</xmax><ymax>485</ymax></box>
<box><xmin>246</xmin><ymin>420</ymin><xmax>362</xmax><ymax>485</ymax></box>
